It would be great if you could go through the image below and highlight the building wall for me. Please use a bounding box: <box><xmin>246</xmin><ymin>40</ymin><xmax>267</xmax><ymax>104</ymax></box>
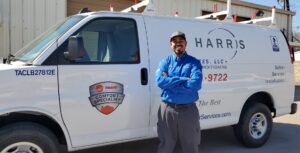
<box><xmin>295</xmin><ymin>62</ymin><xmax>300</xmax><ymax>85</ymax></box>
<box><xmin>154</xmin><ymin>0</ymin><xmax>290</xmax><ymax>32</ymax></box>
<box><xmin>0</xmin><ymin>0</ymin><xmax>66</xmax><ymax>57</ymax></box>
<box><xmin>66</xmin><ymin>0</ymin><xmax>292</xmax><ymax>32</ymax></box>
<box><xmin>67</xmin><ymin>0</ymin><xmax>135</xmax><ymax>16</ymax></box>
<box><xmin>0</xmin><ymin>0</ymin><xmax>10</xmax><ymax>58</ymax></box>
<box><xmin>0</xmin><ymin>0</ymin><xmax>294</xmax><ymax>58</ymax></box>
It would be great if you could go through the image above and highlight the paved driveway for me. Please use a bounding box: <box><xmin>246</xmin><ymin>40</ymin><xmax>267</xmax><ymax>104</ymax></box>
<box><xmin>68</xmin><ymin>86</ymin><xmax>300</xmax><ymax>153</ymax></box>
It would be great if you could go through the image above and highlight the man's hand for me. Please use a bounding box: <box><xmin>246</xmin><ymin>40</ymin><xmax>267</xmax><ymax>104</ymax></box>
<box><xmin>163</xmin><ymin>72</ymin><xmax>190</xmax><ymax>80</ymax></box>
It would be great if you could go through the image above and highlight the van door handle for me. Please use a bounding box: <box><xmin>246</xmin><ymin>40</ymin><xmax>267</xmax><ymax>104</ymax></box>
<box><xmin>141</xmin><ymin>68</ymin><xmax>148</xmax><ymax>85</ymax></box>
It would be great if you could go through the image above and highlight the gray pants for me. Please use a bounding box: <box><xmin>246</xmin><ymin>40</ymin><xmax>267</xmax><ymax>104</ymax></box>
<box><xmin>157</xmin><ymin>102</ymin><xmax>201</xmax><ymax>153</ymax></box>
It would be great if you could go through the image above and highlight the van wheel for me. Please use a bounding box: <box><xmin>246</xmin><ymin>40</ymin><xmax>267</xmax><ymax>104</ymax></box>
<box><xmin>234</xmin><ymin>103</ymin><xmax>272</xmax><ymax>148</ymax></box>
<box><xmin>0</xmin><ymin>122</ymin><xmax>60</xmax><ymax>153</ymax></box>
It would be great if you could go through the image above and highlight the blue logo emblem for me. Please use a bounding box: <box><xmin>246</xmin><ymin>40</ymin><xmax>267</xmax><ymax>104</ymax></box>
<box><xmin>270</xmin><ymin>36</ymin><xmax>280</xmax><ymax>52</ymax></box>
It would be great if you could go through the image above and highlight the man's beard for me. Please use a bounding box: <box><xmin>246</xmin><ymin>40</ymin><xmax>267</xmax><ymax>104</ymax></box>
<box><xmin>175</xmin><ymin>49</ymin><xmax>185</xmax><ymax>56</ymax></box>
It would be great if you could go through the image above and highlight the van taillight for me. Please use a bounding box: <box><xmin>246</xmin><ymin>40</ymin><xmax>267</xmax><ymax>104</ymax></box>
<box><xmin>289</xmin><ymin>45</ymin><xmax>294</xmax><ymax>64</ymax></box>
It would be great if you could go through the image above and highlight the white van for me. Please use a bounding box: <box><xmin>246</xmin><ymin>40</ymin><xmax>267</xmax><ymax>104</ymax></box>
<box><xmin>0</xmin><ymin>11</ymin><xmax>297</xmax><ymax>153</ymax></box>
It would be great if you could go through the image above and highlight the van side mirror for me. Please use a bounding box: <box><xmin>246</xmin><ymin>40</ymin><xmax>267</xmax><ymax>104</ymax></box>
<box><xmin>64</xmin><ymin>36</ymin><xmax>85</xmax><ymax>61</ymax></box>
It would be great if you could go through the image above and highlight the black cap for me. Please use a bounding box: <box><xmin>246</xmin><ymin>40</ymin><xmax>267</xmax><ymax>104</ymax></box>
<box><xmin>170</xmin><ymin>31</ymin><xmax>186</xmax><ymax>42</ymax></box>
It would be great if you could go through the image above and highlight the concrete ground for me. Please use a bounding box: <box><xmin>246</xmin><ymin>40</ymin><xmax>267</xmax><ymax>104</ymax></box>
<box><xmin>67</xmin><ymin>86</ymin><xmax>300</xmax><ymax>153</ymax></box>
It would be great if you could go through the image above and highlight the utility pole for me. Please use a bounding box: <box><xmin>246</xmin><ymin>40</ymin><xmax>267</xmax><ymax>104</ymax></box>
<box><xmin>286</xmin><ymin>0</ymin><xmax>290</xmax><ymax>11</ymax></box>
<box><xmin>278</xmin><ymin>0</ymin><xmax>290</xmax><ymax>11</ymax></box>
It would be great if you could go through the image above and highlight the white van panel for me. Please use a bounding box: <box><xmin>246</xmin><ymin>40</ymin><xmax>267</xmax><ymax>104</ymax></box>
<box><xmin>57</xmin><ymin>14</ymin><xmax>151</xmax><ymax>148</ymax></box>
<box><xmin>0</xmin><ymin>65</ymin><xmax>60</xmax><ymax>116</ymax></box>
<box><xmin>144</xmin><ymin>16</ymin><xmax>293</xmax><ymax>130</ymax></box>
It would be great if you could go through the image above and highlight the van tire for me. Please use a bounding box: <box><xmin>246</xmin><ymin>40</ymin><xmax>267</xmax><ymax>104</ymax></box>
<box><xmin>0</xmin><ymin>122</ymin><xmax>60</xmax><ymax>153</ymax></box>
<box><xmin>234</xmin><ymin>103</ymin><xmax>272</xmax><ymax>148</ymax></box>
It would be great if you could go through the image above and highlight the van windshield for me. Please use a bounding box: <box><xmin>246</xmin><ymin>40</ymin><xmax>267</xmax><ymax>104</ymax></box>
<box><xmin>13</xmin><ymin>15</ymin><xmax>86</xmax><ymax>63</ymax></box>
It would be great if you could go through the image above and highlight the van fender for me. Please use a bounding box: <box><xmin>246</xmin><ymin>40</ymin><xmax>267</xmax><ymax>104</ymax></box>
<box><xmin>238</xmin><ymin>91</ymin><xmax>275</xmax><ymax>121</ymax></box>
<box><xmin>0</xmin><ymin>107</ymin><xmax>72</xmax><ymax>150</ymax></box>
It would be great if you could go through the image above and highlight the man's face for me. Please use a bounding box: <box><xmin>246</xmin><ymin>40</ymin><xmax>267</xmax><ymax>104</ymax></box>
<box><xmin>170</xmin><ymin>36</ymin><xmax>187</xmax><ymax>56</ymax></box>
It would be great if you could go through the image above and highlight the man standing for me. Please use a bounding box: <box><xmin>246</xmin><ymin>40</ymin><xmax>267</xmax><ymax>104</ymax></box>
<box><xmin>156</xmin><ymin>31</ymin><xmax>203</xmax><ymax>153</ymax></box>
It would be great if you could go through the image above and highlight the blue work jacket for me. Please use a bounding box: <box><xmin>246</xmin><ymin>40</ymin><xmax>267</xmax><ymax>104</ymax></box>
<box><xmin>155</xmin><ymin>52</ymin><xmax>203</xmax><ymax>104</ymax></box>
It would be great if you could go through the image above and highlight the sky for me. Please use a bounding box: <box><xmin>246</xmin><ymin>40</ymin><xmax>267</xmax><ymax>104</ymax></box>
<box><xmin>243</xmin><ymin>0</ymin><xmax>300</xmax><ymax>32</ymax></box>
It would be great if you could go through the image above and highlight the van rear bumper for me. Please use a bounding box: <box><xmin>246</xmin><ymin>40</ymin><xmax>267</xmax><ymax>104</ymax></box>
<box><xmin>290</xmin><ymin>103</ymin><xmax>298</xmax><ymax>114</ymax></box>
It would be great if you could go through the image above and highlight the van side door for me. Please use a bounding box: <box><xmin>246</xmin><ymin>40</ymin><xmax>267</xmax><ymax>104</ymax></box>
<box><xmin>44</xmin><ymin>15</ymin><xmax>150</xmax><ymax>148</ymax></box>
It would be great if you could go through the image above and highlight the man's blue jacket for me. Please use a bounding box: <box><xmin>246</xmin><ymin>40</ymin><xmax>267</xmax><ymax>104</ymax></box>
<box><xmin>155</xmin><ymin>52</ymin><xmax>203</xmax><ymax>104</ymax></box>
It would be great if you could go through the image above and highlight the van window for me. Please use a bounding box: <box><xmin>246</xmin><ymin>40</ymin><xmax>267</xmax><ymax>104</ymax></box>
<box><xmin>14</xmin><ymin>15</ymin><xmax>85</xmax><ymax>63</ymax></box>
<box><xmin>43</xmin><ymin>18</ymin><xmax>140</xmax><ymax>65</ymax></box>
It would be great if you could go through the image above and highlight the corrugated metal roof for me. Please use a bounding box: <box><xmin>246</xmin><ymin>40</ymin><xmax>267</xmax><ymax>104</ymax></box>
<box><xmin>0</xmin><ymin>0</ymin><xmax>66</xmax><ymax>56</ymax></box>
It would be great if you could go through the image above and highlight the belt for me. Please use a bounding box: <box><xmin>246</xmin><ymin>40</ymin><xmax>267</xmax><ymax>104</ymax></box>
<box><xmin>163</xmin><ymin>101</ymin><xmax>195</xmax><ymax>109</ymax></box>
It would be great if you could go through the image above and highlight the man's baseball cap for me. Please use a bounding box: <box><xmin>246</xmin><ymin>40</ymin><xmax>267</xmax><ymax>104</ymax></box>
<box><xmin>170</xmin><ymin>31</ymin><xmax>186</xmax><ymax>42</ymax></box>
